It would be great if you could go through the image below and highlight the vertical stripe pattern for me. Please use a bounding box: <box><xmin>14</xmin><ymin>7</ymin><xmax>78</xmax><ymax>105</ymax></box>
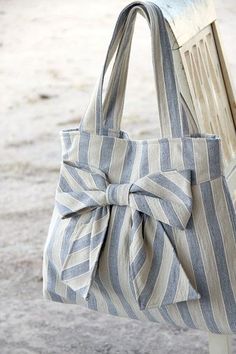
<box><xmin>43</xmin><ymin>129</ymin><xmax>236</xmax><ymax>334</ymax></box>
<box><xmin>42</xmin><ymin>1</ymin><xmax>236</xmax><ymax>335</ymax></box>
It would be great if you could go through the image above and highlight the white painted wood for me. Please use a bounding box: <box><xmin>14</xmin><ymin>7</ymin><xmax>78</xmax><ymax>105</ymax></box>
<box><xmin>225</xmin><ymin>156</ymin><xmax>236</xmax><ymax>208</ymax></box>
<box><xmin>151</xmin><ymin>1</ymin><xmax>236</xmax><ymax>168</ymax></box>
<box><xmin>151</xmin><ymin>0</ymin><xmax>216</xmax><ymax>45</ymax></box>
<box><xmin>208</xmin><ymin>333</ymin><xmax>232</xmax><ymax>354</ymax></box>
<box><xmin>166</xmin><ymin>23</ymin><xmax>198</xmax><ymax>123</ymax></box>
<box><xmin>212</xmin><ymin>21</ymin><xmax>236</xmax><ymax>127</ymax></box>
<box><xmin>179</xmin><ymin>25</ymin><xmax>236</xmax><ymax>163</ymax></box>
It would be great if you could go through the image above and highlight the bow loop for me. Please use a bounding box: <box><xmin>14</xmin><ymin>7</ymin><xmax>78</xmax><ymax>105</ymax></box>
<box><xmin>129</xmin><ymin>169</ymin><xmax>192</xmax><ymax>229</ymax></box>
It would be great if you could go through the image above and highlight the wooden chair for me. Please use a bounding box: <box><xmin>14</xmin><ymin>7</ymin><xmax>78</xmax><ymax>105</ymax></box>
<box><xmin>151</xmin><ymin>0</ymin><xmax>236</xmax><ymax>352</ymax></box>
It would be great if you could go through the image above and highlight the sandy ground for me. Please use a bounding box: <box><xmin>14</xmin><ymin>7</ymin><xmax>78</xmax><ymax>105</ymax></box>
<box><xmin>0</xmin><ymin>0</ymin><xmax>236</xmax><ymax>353</ymax></box>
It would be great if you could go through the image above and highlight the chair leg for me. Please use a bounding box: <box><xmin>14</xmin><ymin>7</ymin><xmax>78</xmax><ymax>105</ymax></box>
<box><xmin>208</xmin><ymin>333</ymin><xmax>232</xmax><ymax>354</ymax></box>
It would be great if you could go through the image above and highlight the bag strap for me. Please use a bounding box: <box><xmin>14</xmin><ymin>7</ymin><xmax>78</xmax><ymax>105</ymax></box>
<box><xmin>80</xmin><ymin>3</ymin><xmax>136</xmax><ymax>137</ymax></box>
<box><xmin>103</xmin><ymin>3</ymin><xmax>199</xmax><ymax>137</ymax></box>
<box><xmin>81</xmin><ymin>1</ymin><xmax>183</xmax><ymax>138</ymax></box>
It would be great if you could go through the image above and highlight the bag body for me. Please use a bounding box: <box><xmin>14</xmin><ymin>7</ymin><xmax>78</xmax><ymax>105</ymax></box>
<box><xmin>42</xmin><ymin>1</ymin><xmax>236</xmax><ymax>334</ymax></box>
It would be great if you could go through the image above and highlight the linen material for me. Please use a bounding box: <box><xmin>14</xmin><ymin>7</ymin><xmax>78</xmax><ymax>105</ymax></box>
<box><xmin>43</xmin><ymin>128</ymin><xmax>236</xmax><ymax>334</ymax></box>
<box><xmin>55</xmin><ymin>161</ymin><xmax>200</xmax><ymax>310</ymax></box>
<box><xmin>42</xmin><ymin>0</ymin><xmax>236</xmax><ymax>334</ymax></box>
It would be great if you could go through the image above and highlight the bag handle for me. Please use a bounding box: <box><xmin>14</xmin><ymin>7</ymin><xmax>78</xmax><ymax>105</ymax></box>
<box><xmin>81</xmin><ymin>3</ymin><xmax>138</xmax><ymax>136</ymax></box>
<box><xmin>102</xmin><ymin>2</ymin><xmax>196</xmax><ymax>137</ymax></box>
<box><xmin>81</xmin><ymin>1</ymin><xmax>183</xmax><ymax>138</ymax></box>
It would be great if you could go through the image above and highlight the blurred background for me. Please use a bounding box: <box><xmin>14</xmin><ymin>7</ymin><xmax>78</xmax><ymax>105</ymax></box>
<box><xmin>0</xmin><ymin>0</ymin><xmax>235</xmax><ymax>353</ymax></box>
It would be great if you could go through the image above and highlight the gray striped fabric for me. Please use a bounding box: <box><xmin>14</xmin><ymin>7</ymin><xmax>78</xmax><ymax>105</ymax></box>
<box><xmin>42</xmin><ymin>1</ymin><xmax>236</xmax><ymax>334</ymax></box>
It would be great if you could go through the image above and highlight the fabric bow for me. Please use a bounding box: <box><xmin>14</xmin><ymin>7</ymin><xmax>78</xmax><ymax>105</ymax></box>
<box><xmin>56</xmin><ymin>162</ymin><xmax>201</xmax><ymax>310</ymax></box>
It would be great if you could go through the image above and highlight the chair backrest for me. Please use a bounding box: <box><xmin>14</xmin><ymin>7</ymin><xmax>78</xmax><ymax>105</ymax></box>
<box><xmin>152</xmin><ymin>0</ymin><xmax>236</xmax><ymax>204</ymax></box>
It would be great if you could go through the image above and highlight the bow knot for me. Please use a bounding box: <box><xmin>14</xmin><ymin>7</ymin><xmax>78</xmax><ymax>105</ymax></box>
<box><xmin>106</xmin><ymin>183</ymin><xmax>131</xmax><ymax>206</ymax></box>
<box><xmin>55</xmin><ymin>163</ymin><xmax>201</xmax><ymax>310</ymax></box>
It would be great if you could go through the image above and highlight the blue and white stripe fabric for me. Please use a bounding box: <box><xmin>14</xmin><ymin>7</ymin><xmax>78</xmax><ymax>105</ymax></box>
<box><xmin>55</xmin><ymin>163</ymin><xmax>200</xmax><ymax>310</ymax></box>
<box><xmin>42</xmin><ymin>1</ymin><xmax>236</xmax><ymax>334</ymax></box>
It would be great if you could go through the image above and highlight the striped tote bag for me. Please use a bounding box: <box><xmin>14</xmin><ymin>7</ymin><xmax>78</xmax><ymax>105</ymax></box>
<box><xmin>42</xmin><ymin>1</ymin><xmax>236</xmax><ymax>334</ymax></box>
